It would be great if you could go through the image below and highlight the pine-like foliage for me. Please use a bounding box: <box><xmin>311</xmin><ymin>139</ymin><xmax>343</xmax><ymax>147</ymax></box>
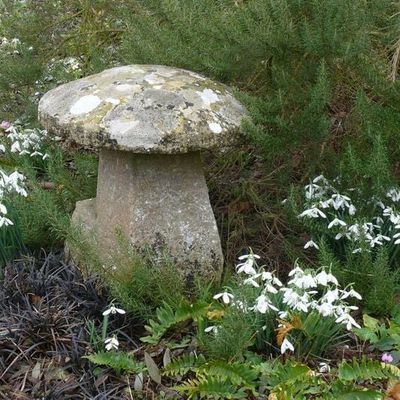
<box><xmin>118</xmin><ymin>0</ymin><xmax>400</xmax><ymax>188</ymax></box>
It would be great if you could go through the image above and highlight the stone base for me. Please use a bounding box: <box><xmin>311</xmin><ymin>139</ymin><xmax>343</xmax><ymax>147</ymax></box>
<box><xmin>70</xmin><ymin>150</ymin><xmax>223</xmax><ymax>282</ymax></box>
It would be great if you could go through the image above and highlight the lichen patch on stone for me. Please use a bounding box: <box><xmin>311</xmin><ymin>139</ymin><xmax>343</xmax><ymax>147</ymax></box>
<box><xmin>144</xmin><ymin>73</ymin><xmax>165</xmax><ymax>85</ymax></box>
<box><xmin>105</xmin><ymin>97</ymin><xmax>120</xmax><ymax>105</ymax></box>
<box><xmin>197</xmin><ymin>88</ymin><xmax>219</xmax><ymax>106</ymax></box>
<box><xmin>208</xmin><ymin>122</ymin><xmax>222</xmax><ymax>134</ymax></box>
<box><xmin>70</xmin><ymin>95</ymin><xmax>101</xmax><ymax>115</ymax></box>
<box><xmin>38</xmin><ymin>64</ymin><xmax>248</xmax><ymax>153</ymax></box>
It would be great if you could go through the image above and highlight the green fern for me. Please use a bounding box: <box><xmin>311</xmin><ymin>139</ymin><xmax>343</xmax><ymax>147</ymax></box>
<box><xmin>338</xmin><ymin>357</ymin><xmax>400</xmax><ymax>382</ymax></box>
<box><xmin>84</xmin><ymin>351</ymin><xmax>145</xmax><ymax>375</ymax></box>
<box><xmin>197</xmin><ymin>360</ymin><xmax>258</xmax><ymax>389</ymax></box>
<box><xmin>163</xmin><ymin>353</ymin><xmax>207</xmax><ymax>376</ymax></box>
<box><xmin>141</xmin><ymin>300</ymin><xmax>209</xmax><ymax>344</ymax></box>
<box><xmin>174</xmin><ymin>377</ymin><xmax>248</xmax><ymax>399</ymax></box>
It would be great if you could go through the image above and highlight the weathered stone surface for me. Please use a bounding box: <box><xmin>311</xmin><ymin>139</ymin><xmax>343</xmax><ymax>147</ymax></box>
<box><xmin>92</xmin><ymin>150</ymin><xmax>223</xmax><ymax>280</ymax></box>
<box><xmin>38</xmin><ymin>65</ymin><xmax>246</xmax><ymax>154</ymax></box>
<box><xmin>39</xmin><ymin>65</ymin><xmax>248</xmax><ymax>282</ymax></box>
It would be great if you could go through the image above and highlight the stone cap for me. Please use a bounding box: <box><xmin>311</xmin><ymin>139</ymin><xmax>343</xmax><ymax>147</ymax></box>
<box><xmin>38</xmin><ymin>65</ymin><xmax>247</xmax><ymax>154</ymax></box>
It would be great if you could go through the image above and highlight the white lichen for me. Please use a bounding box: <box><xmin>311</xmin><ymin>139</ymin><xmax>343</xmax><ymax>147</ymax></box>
<box><xmin>197</xmin><ymin>89</ymin><xmax>219</xmax><ymax>106</ymax></box>
<box><xmin>208</xmin><ymin>122</ymin><xmax>222</xmax><ymax>133</ymax></box>
<box><xmin>70</xmin><ymin>95</ymin><xmax>101</xmax><ymax>115</ymax></box>
<box><xmin>144</xmin><ymin>73</ymin><xmax>165</xmax><ymax>85</ymax></box>
<box><xmin>105</xmin><ymin>97</ymin><xmax>120</xmax><ymax>105</ymax></box>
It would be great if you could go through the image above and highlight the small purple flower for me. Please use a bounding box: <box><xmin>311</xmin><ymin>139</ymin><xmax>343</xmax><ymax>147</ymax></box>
<box><xmin>0</xmin><ymin>121</ymin><xmax>11</xmax><ymax>130</ymax></box>
<box><xmin>381</xmin><ymin>353</ymin><xmax>394</xmax><ymax>363</ymax></box>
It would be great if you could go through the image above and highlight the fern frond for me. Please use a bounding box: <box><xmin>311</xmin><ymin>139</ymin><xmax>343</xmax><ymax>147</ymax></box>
<box><xmin>163</xmin><ymin>353</ymin><xmax>207</xmax><ymax>376</ymax></box>
<box><xmin>338</xmin><ymin>357</ymin><xmax>400</xmax><ymax>382</ymax></box>
<box><xmin>141</xmin><ymin>300</ymin><xmax>209</xmax><ymax>344</ymax></box>
<box><xmin>84</xmin><ymin>351</ymin><xmax>145</xmax><ymax>374</ymax></box>
<box><xmin>197</xmin><ymin>360</ymin><xmax>258</xmax><ymax>388</ymax></box>
<box><xmin>174</xmin><ymin>376</ymin><xmax>248</xmax><ymax>399</ymax></box>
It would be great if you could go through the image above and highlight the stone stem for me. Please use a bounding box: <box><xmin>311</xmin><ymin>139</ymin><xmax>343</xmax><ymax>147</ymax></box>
<box><xmin>93</xmin><ymin>149</ymin><xmax>223</xmax><ymax>280</ymax></box>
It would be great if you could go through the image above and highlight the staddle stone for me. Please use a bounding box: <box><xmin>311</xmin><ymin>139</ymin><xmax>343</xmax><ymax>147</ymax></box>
<box><xmin>38</xmin><ymin>65</ymin><xmax>248</xmax><ymax>281</ymax></box>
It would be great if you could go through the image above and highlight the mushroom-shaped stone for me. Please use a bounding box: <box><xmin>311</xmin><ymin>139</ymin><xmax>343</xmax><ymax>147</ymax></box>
<box><xmin>38</xmin><ymin>65</ymin><xmax>247</xmax><ymax>280</ymax></box>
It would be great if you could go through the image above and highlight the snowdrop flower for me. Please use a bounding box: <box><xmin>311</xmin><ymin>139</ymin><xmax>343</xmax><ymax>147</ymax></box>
<box><xmin>335</xmin><ymin>312</ymin><xmax>361</xmax><ymax>330</ymax></box>
<box><xmin>340</xmin><ymin>288</ymin><xmax>362</xmax><ymax>300</ymax></box>
<box><xmin>243</xmin><ymin>276</ymin><xmax>260</xmax><ymax>287</ymax></box>
<box><xmin>204</xmin><ymin>325</ymin><xmax>218</xmax><ymax>334</ymax></box>
<box><xmin>313</xmin><ymin>175</ymin><xmax>330</xmax><ymax>187</ymax></box>
<box><xmin>331</xmin><ymin>194</ymin><xmax>351</xmax><ymax>210</ymax></box>
<box><xmin>319</xmin><ymin>362</ymin><xmax>330</xmax><ymax>373</ymax></box>
<box><xmin>265</xmin><ymin>283</ymin><xmax>278</xmax><ymax>294</ymax></box>
<box><xmin>316</xmin><ymin>302</ymin><xmax>335</xmax><ymax>317</ymax></box>
<box><xmin>0</xmin><ymin>216</ymin><xmax>13</xmax><ymax>227</ymax></box>
<box><xmin>319</xmin><ymin>200</ymin><xmax>331</xmax><ymax>209</ymax></box>
<box><xmin>288</xmin><ymin>265</ymin><xmax>304</xmax><ymax>277</ymax></box>
<box><xmin>315</xmin><ymin>270</ymin><xmax>338</xmax><ymax>286</ymax></box>
<box><xmin>10</xmin><ymin>38</ymin><xmax>21</xmax><ymax>46</ymax></box>
<box><xmin>299</xmin><ymin>207</ymin><xmax>327</xmax><ymax>219</ymax></box>
<box><xmin>305</xmin><ymin>183</ymin><xmax>320</xmax><ymax>200</ymax></box>
<box><xmin>321</xmin><ymin>289</ymin><xmax>339</xmax><ymax>304</ymax></box>
<box><xmin>348</xmin><ymin>204</ymin><xmax>356</xmax><ymax>215</ymax></box>
<box><xmin>391</xmin><ymin>213</ymin><xmax>400</xmax><ymax>225</ymax></box>
<box><xmin>103</xmin><ymin>304</ymin><xmax>126</xmax><ymax>316</ymax></box>
<box><xmin>280</xmin><ymin>338</ymin><xmax>294</xmax><ymax>354</ymax></box>
<box><xmin>304</xmin><ymin>240</ymin><xmax>319</xmax><ymax>250</ymax></box>
<box><xmin>253</xmin><ymin>294</ymin><xmax>278</xmax><ymax>313</ymax></box>
<box><xmin>281</xmin><ymin>288</ymin><xmax>310</xmax><ymax>312</ymax></box>
<box><xmin>213</xmin><ymin>291</ymin><xmax>234</xmax><ymax>305</ymax></box>
<box><xmin>387</xmin><ymin>189</ymin><xmax>400</xmax><ymax>202</ymax></box>
<box><xmin>278</xmin><ymin>310</ymin><xmax>288</xmax><ymax>319</ymax></box>
<box><xmin>289</xmin><ymin>273</ymin><xmax>316</xmax><ymax>289</ymax></box>
<box><xmin>236</xmin><ymin>253</ymin><xmax>260</xmax><ymax>275</ymax></box>
<box><xmin>0</xmin><ymin>203</ymin><xmax>7</xmax><ymax>215</ymax></box>
<box><xmin>104</xmin><ymin>336</ymin><xmax>119</xmax><ymax>351</ymax></box>
<box><xmin>328</xmin><ymin>218</ymin><xmax>347</xmax><ymax>229</ymax></box>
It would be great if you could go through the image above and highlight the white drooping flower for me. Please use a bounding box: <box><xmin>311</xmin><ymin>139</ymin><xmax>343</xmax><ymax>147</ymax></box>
<box><xmin>304</xmin><ymin>240</ymin><xmax>319</xmax><ymax>250</ymax></box>
<box><xmin>102</xmin><ymin>304</ymin><xmax>126</xmax><ymax>316</ymax></box>
<box><xmin>236</xmin><ymin>253</ymin><xmax>260</xmax><ymax>275</ymax></box>
<box><xmin>299</xmin><ymin>207</ymin><xmax>327</xmax><ymax>219</ymax></box>
<box><xmin>280</xmin><ymin>338</ymin><xmax>295</xmax><ymax>354</ymax></box>
<box><xmin>328</xmin><ymin>218</ymin><xmax>347</xmax><ymax>229</ymax></box>
<box><xmin>319</xmin><ymin>362</ymin><xmax>331</xmax><ymax>373</ymax></box>
<box><xmin>315</xmin><ymin>270</ymin><xmax>338</xmax><ymax>286</ymax></box>
<box><xmin>213</xmin><ymin>291</ymin><xmax>234</xmax><ymax>305</ymax></box>
<box><xmin>204</xmin><ymin>325</ymin><xmax>218</xmax><ymax>334</ymax></box>
<box><xmin>335</xmin><ymin>310</ymin><xmax>361</xmax><ymax>331</ymax></box>
<box><xmin>253</xmin><ymin>294</ymin><xmax>278</xmax><ymax>313</ymax></box>
<box><xmin>104</xmin><ymin>336</ymin><xmax>119</xmax><ymax>351</ymax></box>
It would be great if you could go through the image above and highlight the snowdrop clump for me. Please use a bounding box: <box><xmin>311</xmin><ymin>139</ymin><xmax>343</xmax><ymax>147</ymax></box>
<box><xmin>211</xmin><ymin>253</ymin><xmax>361</xmax><ymax>355</ymax></box>
<box><xmin>0</xmin><ymin>170</ymin><xmax>27</xmax><ymax>227</ymax></box>
<box><xmin>0</xmin><ymin>36</ymin><xmax>22</xmax><ymax>55</ymax></box>
<box><xmin>0</xmin><ymin>121</ymin><xmax>50</xmax><ymax>227</ymax></box>
<box><xmin>1</xmin><ymin>123</ymin><xmax>49</xmax><ymax>159</ymax></box>
<box><xmin>298</xmin><ymin>175</ymin><xmax>400</xmax><ymax>254</ymax></box>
